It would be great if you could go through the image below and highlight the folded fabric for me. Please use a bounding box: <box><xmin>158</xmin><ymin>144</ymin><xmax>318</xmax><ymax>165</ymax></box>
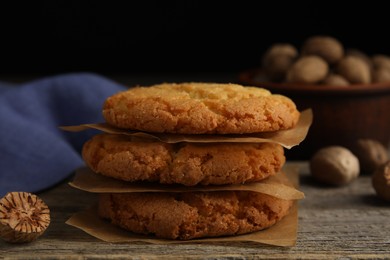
<box><xmin>0</xmin><ymin>73</ymin><xmax>126</xmax><ymax>197</ymax></box>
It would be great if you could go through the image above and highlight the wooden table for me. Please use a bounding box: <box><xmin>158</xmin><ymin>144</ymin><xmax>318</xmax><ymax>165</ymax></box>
<box><xmin>1</xmin><ymin>161</ymin><xmax>389</xmax><ymax>259</ymax></box>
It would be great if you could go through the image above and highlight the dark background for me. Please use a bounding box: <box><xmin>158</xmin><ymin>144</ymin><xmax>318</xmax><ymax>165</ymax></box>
<box><xmin>1</xmin><ymin>1</ymin><xmax>390</xmax><ymax>77</ymax></box>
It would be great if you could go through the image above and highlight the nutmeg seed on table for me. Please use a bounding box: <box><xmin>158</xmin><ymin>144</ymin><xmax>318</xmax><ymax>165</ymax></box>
<box><xmin>310</xmin><ymin>146</ymin><xmax>360</xmax><ymax>186</ymax></box>
<box><xmin>351</xmin><ymin>139</ymin><xmax>389</xmax><ymax>174</ymax></box>
<box><xmin>0</xmin><ymin>192</ymin><xmax>50</xmax><ymax>243</ymax></box>
<box><xmin>372</xmin><ymin>161</ymin><xmax>390</xmax><ymax>202</ymax></box>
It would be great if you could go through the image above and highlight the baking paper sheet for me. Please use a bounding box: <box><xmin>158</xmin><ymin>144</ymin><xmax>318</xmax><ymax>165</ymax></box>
<box><xmin>66</xmin><ymin>165</ymin><xmax>302</xmax><ymax>247</ymax></box>
<box><xmin>60</xmin><ymin>109</ymin><xmax>312</xmax><ymax>149</ymax></box>
<box><xmin>69</xmin><ymin>166</ymin><xmax>304</xmax><ymax>200</ymax></box>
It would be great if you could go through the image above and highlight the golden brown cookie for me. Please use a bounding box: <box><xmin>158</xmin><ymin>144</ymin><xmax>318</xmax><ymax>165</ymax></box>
<box><xmin>82</xmin><ymin>133</ymin><xmax>285</xmax><ymax>186</ymax></box>
<box><xmin>103</xmin><ymin>82</ymin><xmax>300</xmax><ymax>134</ymax></box>
<box><xmin>98</xmin><ymin>191</ymin><xmax>293</xmax><ymax>240</ymax></box>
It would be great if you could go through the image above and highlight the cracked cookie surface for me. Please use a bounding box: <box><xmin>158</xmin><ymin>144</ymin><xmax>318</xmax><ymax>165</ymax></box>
<box><xmin>82</xmin><ymin>133</ymin><xmax>285</xmax><ymax>186</ymax></box>
<box><xmin>103</xmin><ymin>82</ymin><xmax>300</xmax><ymax>134</ymax></box>
<box><xmin>98</xmin><ymin>191</ymin><xmax>293</xmax><ymax>240</ymax></box>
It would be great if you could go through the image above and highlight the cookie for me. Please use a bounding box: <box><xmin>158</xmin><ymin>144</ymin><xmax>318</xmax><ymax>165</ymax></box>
<box><xmin>82</xmin><ymin>133</ymin><xmax>285</xmax><ymax>186</ymax></box>
<box><xmin>98</xmin><ymin>191</ymin><xmax>293</xmax><ymax>240</ymax></box>
<box><xmin>103</xmin><ymin>82</ymin><xmax>300</xmax><ymax>134</ymax></box>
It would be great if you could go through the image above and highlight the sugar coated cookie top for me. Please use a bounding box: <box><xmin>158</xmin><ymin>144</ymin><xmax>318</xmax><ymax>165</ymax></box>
<box><xmin>103</xmin><ymin>82</ymin><xmax>300</xmax><ymax>134</ymax></box>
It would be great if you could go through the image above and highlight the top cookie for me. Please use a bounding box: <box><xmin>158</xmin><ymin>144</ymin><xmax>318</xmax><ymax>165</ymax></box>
<box><xmin>103</xmin><ymin>82</ymin><xmax>300</xmax><ymax>134</ymax></box>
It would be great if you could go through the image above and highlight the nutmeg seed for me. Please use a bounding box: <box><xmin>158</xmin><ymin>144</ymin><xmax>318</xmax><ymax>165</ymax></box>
<box><xmin>372</xmin><ymin>161</ymin><xmax>390</xmax><ymax>202</ymax></box>
<box><xmin>301</xmin><ymin>36</ymin><xmax>344</xmax><ymax>64</ymax></box>
<box><xmin>310</xmin><ymin>146</ymin><xmax>360</xmax><ymax>186</ymax></box>
<box><xmin>0</xmin><ymin>192</ymin><xmax>50</xmax><ymax>243</ymax></box>
<box><xmin>287</xmin><ymin>56</ymin><xmax>328</xmax><ymax>84</ymax></box>
<box><xmin>351</xmin><ymin>139</ymin><xmax>389</xmax><ymax>174</ymax></box>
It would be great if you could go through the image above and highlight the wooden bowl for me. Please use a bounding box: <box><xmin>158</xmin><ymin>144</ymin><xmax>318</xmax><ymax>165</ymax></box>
<box><xmin>239</xmin><ymin>68</ymin><xmax>390</xmax><ymax>160</ymax></box>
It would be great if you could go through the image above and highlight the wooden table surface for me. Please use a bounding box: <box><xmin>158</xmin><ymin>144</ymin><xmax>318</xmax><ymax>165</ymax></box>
<box><xmin>1</xmin><ymin>161</ymin><xmax>389</xmax><ymax>259</ymax></box>
<box><xmin>1</xmin><ymin>74</ymin><xmax>390</xmax><ymax>259</ymax></box>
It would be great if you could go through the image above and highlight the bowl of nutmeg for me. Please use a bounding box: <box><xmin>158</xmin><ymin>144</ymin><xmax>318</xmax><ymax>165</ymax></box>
<box><xmin>239</xmin><ymin>35</ymin><xmax>390</xmax><ymax>160</ymax></box>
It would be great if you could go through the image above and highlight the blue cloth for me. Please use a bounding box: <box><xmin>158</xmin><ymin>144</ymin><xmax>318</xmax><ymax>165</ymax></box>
<box><xmin>0</xmin><ymin>73</ymin><xmax>126</xmax><ymax>196</ymax></box>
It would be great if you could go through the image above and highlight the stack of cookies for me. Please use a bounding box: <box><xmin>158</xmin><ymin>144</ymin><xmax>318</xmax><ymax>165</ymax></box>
<box><xmin>81</xmin><ymin>82</ymin><xmax>301</xmax><ymax>240</ymax></box>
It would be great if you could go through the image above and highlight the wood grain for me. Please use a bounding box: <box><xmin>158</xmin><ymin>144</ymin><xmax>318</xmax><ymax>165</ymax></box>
<box><xmin>1</xmin><ymin>162</ymin><xmax>389</xmax><ymax>259</ymax></box>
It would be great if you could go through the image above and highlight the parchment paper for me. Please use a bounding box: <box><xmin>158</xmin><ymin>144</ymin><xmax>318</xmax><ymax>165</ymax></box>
<box><xmin>60</xmin><ymin>109</ymin><xmax>312</xmax><ymax>149</ymax></box>
<box><xmin>66</xmin><ymin>165</ymin><xmax>302</xmax><ymax>247</ymax></box>
<box><xmin>69</xmin><ymin>166</ymin><xmax>304</xmax><ymax>200</ymax></box>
